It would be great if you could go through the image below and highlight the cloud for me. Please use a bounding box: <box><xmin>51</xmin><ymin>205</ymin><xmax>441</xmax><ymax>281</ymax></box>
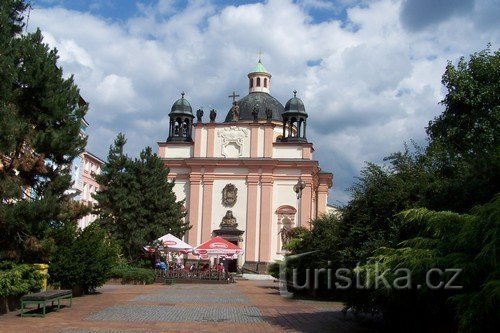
<box><xmin>29</xmin><ymin>0</ymin><xmax>499</xmax><ymax>205</ymax></box>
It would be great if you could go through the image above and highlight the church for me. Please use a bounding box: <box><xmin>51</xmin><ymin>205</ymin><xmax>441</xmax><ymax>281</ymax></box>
<box><xmin>157</xmin><ymin>60</ymin><xmax>333</xmax><ymax>272</ymax></box>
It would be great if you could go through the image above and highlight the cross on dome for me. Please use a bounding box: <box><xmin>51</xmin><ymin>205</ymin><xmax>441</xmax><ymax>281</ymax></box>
<box><xmin>228</xmin><ymin>91</ymin><xmax>240</xmax><ymax>103</ymax></box>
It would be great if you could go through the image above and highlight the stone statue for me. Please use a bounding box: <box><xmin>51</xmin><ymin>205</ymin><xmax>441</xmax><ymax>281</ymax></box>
<box><xmin>252</xmin><ymin>107</ymin><xmax>259</xmax><ymax>122</ymax></box>
<box><xmin>266</xmin><ymin>108</ymin><xmax>272</xmax><ymax>122</ymax></box>
<box><xmin>222</xmin><ymin>183</ymin><xmax>237</xmax><ymax>207</ymax></box>
<box><xmin>230</xmin><ymin>102</ymin><xmax>240</xmax><ymax>122</ymax></box>
<box><xmin>221</xmin><ymin>210</ymin><xmax>237</xmax><ymax>227</ymax></box>
<box><xmin>209</xmin><ymin>109</ymin><xmax>217</xmax><ymax>122</ymax></box>
<box><xmin>196</xmin><ymin>109</ymin><xmax>203</xmax><ymax>123</ymax></box>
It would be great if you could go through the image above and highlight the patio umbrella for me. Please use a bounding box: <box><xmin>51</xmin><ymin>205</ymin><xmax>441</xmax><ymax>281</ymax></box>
<box><xmin>143</xmin><ymin>233</ymin><xmax>193</xmax><ymax>253</ymax></box>
<box><xmin>156</xmin><ymin>233</ymin><xmax>193</xmax><ymax>253</ymax></box>
<box><xmin>193</xmin><ymin>236</ymin><xmax>244</xmax><ymax>257</ymax></box>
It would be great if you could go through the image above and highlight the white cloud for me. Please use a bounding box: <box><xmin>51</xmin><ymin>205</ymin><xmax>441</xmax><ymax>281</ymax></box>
<box><xmin>28</xmin><ymin>0</ymin><xmax>499</xmax><ymax>205</ymax></box>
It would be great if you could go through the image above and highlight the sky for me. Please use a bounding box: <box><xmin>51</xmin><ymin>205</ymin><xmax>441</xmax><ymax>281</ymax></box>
<box><xmin>27</xmin><ymin>0</ymin><xmax>499</xmax><ymax>205</ymax></box>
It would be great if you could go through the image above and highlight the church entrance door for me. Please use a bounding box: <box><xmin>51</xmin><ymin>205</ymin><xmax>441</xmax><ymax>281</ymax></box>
<box><xmin>228</xmin><ymin>240</ymin><xmax>238</xmax><ymax>272</ymax></box>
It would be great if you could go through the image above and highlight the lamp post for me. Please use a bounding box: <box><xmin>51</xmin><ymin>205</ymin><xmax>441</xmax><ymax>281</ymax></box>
<box><xmin>293</xmin><ymin>179</ymin><xmax>306</xmax><ymax>228</ymax></box>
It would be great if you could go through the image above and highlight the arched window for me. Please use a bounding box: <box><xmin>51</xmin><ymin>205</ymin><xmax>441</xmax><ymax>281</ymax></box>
<box><xmin>250</xmin><ymin>78</ymin><xmax>253</xmax><ymax>88</ymax></box>
<box><xmin>291</xmin><ymin>117</ymin><xmax>297</xmax><ymax>137</ymax></box>
<box><xmin>256</xmin><ymin>77</ymin><xmax>261</xmax><ymax>87</ymax></box>
<box><xmin>264</xmin><ymin>78</ymin><xmax>268</xmax><ymax>87</ymax></box>
<box><xmin>182</xmin><ymin>119</ymin><xmax>190</xmax><ymax>136</ymax></box>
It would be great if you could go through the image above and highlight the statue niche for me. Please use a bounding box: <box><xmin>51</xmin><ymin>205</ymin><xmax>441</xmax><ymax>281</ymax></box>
<box><xmin>222</xmin><ymin>183</ymin><xmax>237</xmax><ymax>207</ymax></box>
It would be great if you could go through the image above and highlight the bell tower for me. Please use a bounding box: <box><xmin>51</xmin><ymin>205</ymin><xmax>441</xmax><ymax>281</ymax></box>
<box><xmin>167</xmin><ymin>92</ymin><xmax>194</xmax><ymax>142</ymax></box>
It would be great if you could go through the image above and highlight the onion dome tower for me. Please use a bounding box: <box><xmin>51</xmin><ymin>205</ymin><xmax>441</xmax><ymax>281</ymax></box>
<box><xmin>224</xmin><ymin>59</ymin><xmax>284</xmax><ymax>122</ymax></box>
<box><xmin>167</xmin><ymin>92</ymin><xmax>194</xmax><ymax>142</ymax></box>
<box><xmin>281</xmin><ymin>90</ymin><xmax>308</xmax><ymax>142</ymax></box>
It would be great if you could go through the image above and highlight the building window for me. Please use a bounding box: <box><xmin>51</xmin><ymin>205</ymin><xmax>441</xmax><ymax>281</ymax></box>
<box><xmin>256</xmin><ymin>77</ymin><xmax>261</xmax><ymax>87</ymax></box>
<box><xmin>264</xmin><ymin>78</ymin><xmax>268</xmax><ymax>88</ymax></box>
<box><xmin>250</xmin><ymin>78</ymin><xmax>253</xmax><ymax>88</ymax></box>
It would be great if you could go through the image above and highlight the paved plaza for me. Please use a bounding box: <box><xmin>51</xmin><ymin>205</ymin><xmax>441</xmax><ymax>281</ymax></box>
<box><xmin>0</xmin><ymin>280</ymin><xmax>370</xmax><ymax>333</ymax></box>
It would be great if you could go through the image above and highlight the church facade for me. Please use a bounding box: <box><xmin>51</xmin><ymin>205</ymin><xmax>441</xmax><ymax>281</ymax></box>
<box><xmin>157</xmin><ymin>60</ymin><xmax>333</xmax><ymax>272</ymax></box>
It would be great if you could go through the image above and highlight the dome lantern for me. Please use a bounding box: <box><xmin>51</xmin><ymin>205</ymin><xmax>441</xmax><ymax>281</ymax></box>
<box><xmin>248</xmin><ymin>60</ymin><xmax>271</xmax><ymax>94</ymax></box>
<box><xmin>167</xmin><ymin>92</ymin><xmax>194</xmax><ymax>142</ymax></box>
<box><xmin>281</xmin><ymin>90</ymin><xmax>308</xmax><ymax>142</ymax></box>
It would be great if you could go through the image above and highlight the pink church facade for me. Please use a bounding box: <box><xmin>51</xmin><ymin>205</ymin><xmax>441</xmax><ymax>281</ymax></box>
<box><xmin>158</xmin><ymin>61</ymin><xmax>333</xmax><ymax>272</ymax></box>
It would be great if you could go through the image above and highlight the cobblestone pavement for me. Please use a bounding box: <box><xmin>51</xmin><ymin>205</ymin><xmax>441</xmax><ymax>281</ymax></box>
<box><xmin>0</xmin><ymin>280</ymin><xmax>371</xmax><ymax>333</ymax></box>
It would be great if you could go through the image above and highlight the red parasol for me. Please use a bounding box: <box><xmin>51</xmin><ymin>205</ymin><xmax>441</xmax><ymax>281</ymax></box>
<box><xmin>193</xmin><ymin>236</ymin><xmax>244</xmax><ymax>257</ymax></box>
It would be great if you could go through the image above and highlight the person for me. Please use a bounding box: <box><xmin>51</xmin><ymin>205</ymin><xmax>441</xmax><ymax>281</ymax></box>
<box><xmin>159</xmin><ymin>261</ymin><xmax>167</xmax><ymax>276</ymax></box>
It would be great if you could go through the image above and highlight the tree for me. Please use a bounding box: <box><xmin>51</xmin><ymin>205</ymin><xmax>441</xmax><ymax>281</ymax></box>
<box><xmin>278</xmin><ymin>46</ymin><xmax>499</xmax><ymax>332</ymax></box>
<box><xmin>94</xmin><ymin>134</ymin><xmax>188</xmax><ymax>262</ymax></box>
<box><xmin>0</xmin><ymin>1</ymin><xmax>87</xmax><ymax>263</ymax></box>
<box><xmin>49</xmin><ymin>224</ymin><xmax>119</xmax><ymax>294</ymax></box>
<box><xmin>424</xmin><ymin>46</ymin><xmax>500</xmax><ymax>212</ymax></box>
<box><xmin>348</xmin><ymin>196</ymin><xmax>500</xmax><ymax>333</ymax></box>
<box><xmin>427</xmin><ymin>46</ymin><xmax>500</xmax><ymax>158</ymax></box>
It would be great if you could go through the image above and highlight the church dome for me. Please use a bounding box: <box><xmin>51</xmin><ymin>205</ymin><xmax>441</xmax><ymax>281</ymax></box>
<box><xmin>169</xmin><ymin>93</ymin><xmax>193</xmax><ymax>117</ymax></box>
<box><xmin>224</xmin><ymin>92</ymin><xmax>284</xmax><ymax>122</ymax></box>
<box><xmin>250</xmin><ymin>60</ymin><xmax>269</xmax><ymax>74</ymax></box>
<box><xmin>284</xmin><ymin>92</ymin><xmax>307</xmax><ymax>115</ymax></box>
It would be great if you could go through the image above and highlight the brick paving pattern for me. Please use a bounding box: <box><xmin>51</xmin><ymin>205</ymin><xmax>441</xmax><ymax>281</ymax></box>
<box><xmin>86</xmin><ymin>305</ymin><xmax>263</xmax><ymax>323</ymax></box>
<box><xmin>0</xmin><ymin>279</ymin><xmax>372</xmax><ymax>333</ymax></box>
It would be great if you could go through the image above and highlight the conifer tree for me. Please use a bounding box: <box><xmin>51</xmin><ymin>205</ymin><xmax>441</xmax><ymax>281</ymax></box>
<box><xmin>0</xmin><ymin>1</ymin><xmax>87</xmax><ymax>262</ymax></box>
<box><xmin>94</xmin><ymin>134</ymin><xmax>188</xmax><ymax>262</ymax></box>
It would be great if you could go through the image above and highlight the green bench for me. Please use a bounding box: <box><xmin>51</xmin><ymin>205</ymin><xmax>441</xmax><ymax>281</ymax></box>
<box><xmin>20</xmin><ymin>290</ymin><xmax>72</xmax><ymax>317</ymax></box>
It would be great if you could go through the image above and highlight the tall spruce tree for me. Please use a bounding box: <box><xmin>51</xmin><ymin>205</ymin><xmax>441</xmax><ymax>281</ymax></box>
<box><xmin>0</xmin><ymin>1</ymin><xmax>87</xmax><ymax>263</ymax></box>
<box><xmin>94</xmin><ymin>134</ymin><xmax>188</xmax><ymax>261</ymax></box>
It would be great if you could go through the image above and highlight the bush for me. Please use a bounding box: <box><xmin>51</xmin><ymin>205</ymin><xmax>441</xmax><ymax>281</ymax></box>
<box><xmin>0</xmin><ymin>262</ymin><xmax>43</xmax><ymax>297</ymax></box>
<box><xmin>0</xmin><ymin>262</ymin><xmax>43</xmax><ymax>313</ymax></box>
<box><xmin>267</xmin><ymin>261</ymin><xmax>281</xmax><ymax>279</ymax></box>
<box><xmin>49</xmin><ymin>224</ymin><xmax>119</xmax><ymax>294</ymax></box>
<box><xmin>109</xmin><ymin>264</ymin><xmax>155</xmax><ymax>284</ymax></box>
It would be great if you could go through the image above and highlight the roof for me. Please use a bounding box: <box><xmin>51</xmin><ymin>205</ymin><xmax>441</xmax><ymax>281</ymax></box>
<box><xmin>170</xmin><ymin>95</ymin><xmax>193</xmax><ymax>117</ymax></box>
<box><xmin>250</xmin><ymin>60</ymin><xmax>268</xmax><ymax>74</ymax></box>
<box><xmin>284</xmin><ymin>96</ymin><xmax>307</xmax><ymax>116</ymax></box>
<box><xmin>224</xmin><ymin>92</ymin><xmax>284</xmax><ymax>122</ymax></box>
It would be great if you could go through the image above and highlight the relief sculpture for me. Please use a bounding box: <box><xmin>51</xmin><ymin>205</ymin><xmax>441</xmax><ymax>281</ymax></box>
<box><xmin>222</xmin><ymin>183</ymin><xmax>238</xmax><ymax>207</ymax></box>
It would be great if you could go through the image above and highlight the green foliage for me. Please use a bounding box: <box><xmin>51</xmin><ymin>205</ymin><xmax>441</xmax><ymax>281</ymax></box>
<box><xmin>0</xmin><ymin>0</ymin><xmax>87</xmax><ymax>263</ymax></box>
<box><xmin>283</xmin><ymin>46</ymin><xmax>499</xmax><ymax>332</ymax></box>
<box><xmin>94</xmin><ymin>134</ymin><xmax>189</xmax><ymax>261</ymax></box>
<box><xmin>49</xmin><ymin>224</ymin><xmax>119</xmax><ymax>294</ymax></box>
<box><xmin>0</xmin><ymin>261</ymin><xmax>43</xmax><ymax>297</ymax></box>
<box><xmin>332</xmin><ymin>145</ymin><xmax>430</xmax><ymax>267</ymax></box>
<box><xmin>349</xmin><ymin>197</ymin><xmax>500</xmax><ymax>332</ymax></box>
<box><xmin>423</xmin><ymin>47</ymin><xmax>500</xmax><ymax>212</ymax></box>
<box><xmin>267</xmin><ymin>261</ymin><xmax>281</xmax><ymax>279</ymax></box>
<box><xmin>109</xmin><ymin>264</ymin><xmax>155</xmax><ymax>285</ymax></box>
<box><xmin>285</xmin><ymin>213</ymin><xmax>344</xmax><ymax>295</ymax></box>
<box><xmin>427</xmin><ymin>46</ymin><xmax>500</xmax><ymax>158</ymax></box>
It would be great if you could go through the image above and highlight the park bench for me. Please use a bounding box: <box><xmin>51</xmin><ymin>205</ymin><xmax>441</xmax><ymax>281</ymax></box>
<box><xmin>20</xmin><ymin>290</ymin><xmax>72</xmax><ymax>317</ymax></box>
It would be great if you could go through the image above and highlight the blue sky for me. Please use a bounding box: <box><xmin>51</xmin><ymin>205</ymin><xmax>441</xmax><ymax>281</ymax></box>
<box><xmin>29</xmin><ymin>0</ymin><xmax>499</xmax><ymax>205</ymax></box>
<box><xmin>35</xmin><ymin>0</ymin><xmax>351</xmax><ymax>23</ymax></box>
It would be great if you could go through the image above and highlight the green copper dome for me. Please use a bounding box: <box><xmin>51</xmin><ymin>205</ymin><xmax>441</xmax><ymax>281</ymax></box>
<box><xmin>250</xmin><ymin>60</ymin><xmax>268</xmax><ymax>74</ymax></box>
